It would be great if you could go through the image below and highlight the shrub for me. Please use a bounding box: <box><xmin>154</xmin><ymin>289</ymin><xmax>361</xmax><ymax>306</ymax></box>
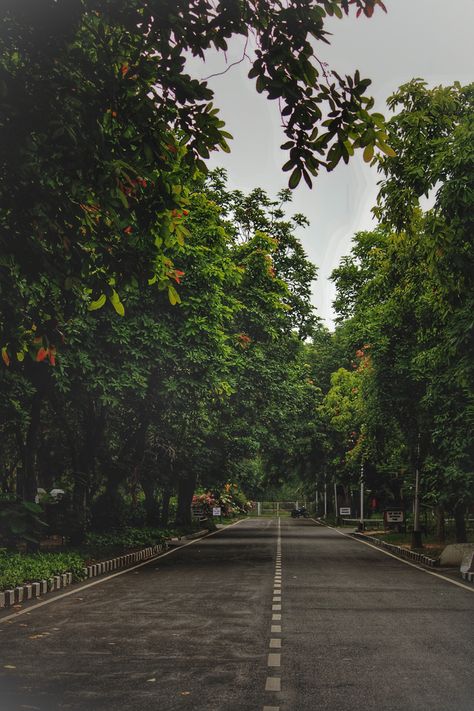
<box><xmin>0</xmin><ymin>551</ymin><xmax>86</xmax><ymax>591</ymax></box>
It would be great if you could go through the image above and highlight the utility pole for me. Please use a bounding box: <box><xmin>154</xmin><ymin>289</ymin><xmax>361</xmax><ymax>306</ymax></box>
<box><xmin>411</xmin><ymin>433</ymin><xmax>422</xmax><ymax>548</ymax></box>
<box><xmin>334</xmin><ymin>480</ymin><xmax>338</xmax><ymax>523</ymax></box>
<box><xmin>324</xmin><ymin>478</ymin><xmax>327</xmax><ymax>518</ymax></box>
<box><xmin>359</xmin><ymin>459</ymin><xmax>365</xmax><ymax>531</ymax></box>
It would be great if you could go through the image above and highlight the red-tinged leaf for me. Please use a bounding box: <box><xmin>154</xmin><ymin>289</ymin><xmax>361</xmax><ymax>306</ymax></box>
<box><xmin>365</xmin><ymin>5</ymin><xmax>374</xmax><ymax>17</ymax></box>
<box><xmin>36</xmin><ymin>347</ymin><xmax>48</xmax><ymax>362</ymax></box>
<box><xmin>2</xmin><ymin>348</ymin><xmax>10</xmax><ymax>367</ymax></box>
<box><xmin>121</xmin><ymin>63</ymin><xmax>129</xmax><ymax>78</ymax></box>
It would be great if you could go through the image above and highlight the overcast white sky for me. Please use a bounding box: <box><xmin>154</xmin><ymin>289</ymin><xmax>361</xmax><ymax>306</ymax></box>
<box><xmin>189</xmin><ymin>0</ymin><xmax>474</xmax><ymax>328</ymax></box>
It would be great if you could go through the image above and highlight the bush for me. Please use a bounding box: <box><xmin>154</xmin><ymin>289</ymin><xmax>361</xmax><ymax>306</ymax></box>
<box><xmin>0</xmin><ymin>501</ymin><xmax>48</xmax><ymax>547</ymax></box>
<box><xmin>85</xmin><ymin>527</ymin><xmax>171</xmax><ymax>555</ymax></box>
<box><xmin>0</xmin><ymin>551</ymin><xmax>86</xmax><ymax>591</ymax></box>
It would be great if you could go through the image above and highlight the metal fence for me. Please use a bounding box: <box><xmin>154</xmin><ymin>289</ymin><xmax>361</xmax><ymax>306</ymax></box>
<box><xmin>251</xmin><ymin>501</ymin><xmax>311</xmax><ymax>516</ymax></box>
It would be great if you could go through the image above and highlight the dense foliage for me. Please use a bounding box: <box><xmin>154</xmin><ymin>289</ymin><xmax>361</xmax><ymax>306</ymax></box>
<box><xmin>301</xmin><ymin>81</ymin><xmax>474</xmax><ymax>544</ymax></box>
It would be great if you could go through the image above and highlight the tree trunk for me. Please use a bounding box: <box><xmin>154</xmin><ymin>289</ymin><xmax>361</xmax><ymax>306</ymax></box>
<box><xmin>70</xmin><ymin>477</ymin><xmax>89</xmax><ymax>545</ymax></box>
<box><xmin>435</xmin><ymin>505</ymin><xmax>446</xmax><ymax>543</ymax></box>
<box><xmin>22</xmin><ymin>390</ymin><xmax>43</xmax><ymax>503</ymax></box>
<box><xmin>69</xmin><ymin>404</ymin><xmax>104</xmax><ymax>544</ymax></box>
<box><xmin>161</xmin><ymin>487</ymin><xmax>172</xmax><ymax>527</ymax></box>
<box><xmin>454</xmin><ymin>504</ymin><xmax>467</xmax><ymax>543</ymax></box>
<box><xmin>142</xmin><ymin>476</ymin><xmax>161</xmax><ymax>527</ymax></box>
<box><xmin>176</xmin><ymin>473</ymin><xmax>197</xmax><ymax>529</ymax></box>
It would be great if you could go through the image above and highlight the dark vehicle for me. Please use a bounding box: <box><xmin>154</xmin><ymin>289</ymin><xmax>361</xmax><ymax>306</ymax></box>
<box><xmin>291</xmin><ymin>506</ymin><xmax>309</xmax><ymax>519</ymax></box>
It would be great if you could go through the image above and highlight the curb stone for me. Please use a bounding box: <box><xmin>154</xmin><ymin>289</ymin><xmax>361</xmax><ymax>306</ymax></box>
<box><xmin>352</xmin><ymin>532</ymin><xmax>439</xmax><ymax>567</ymax></box>
<box><xmin>461</xmin><ymin>571</ymin><xmax>474</xmax><ymax>582</ymax></box>
<box><xmin>0</xmin><ymin>542</ymin><xmax>167</xmax><ymax>610</ymax></box>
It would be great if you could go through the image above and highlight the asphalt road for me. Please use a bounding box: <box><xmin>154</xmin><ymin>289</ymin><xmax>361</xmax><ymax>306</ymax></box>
<box><xmin>0</xmin><ymin>517</ymin><xmax>473</xmax><ymax>711</ymax></box>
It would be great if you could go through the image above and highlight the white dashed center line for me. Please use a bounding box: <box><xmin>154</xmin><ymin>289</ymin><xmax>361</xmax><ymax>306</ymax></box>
<box><xmin>264</xmin><ymin>517</ymin><xmax>283</xmax><ymax>710</ymax></box>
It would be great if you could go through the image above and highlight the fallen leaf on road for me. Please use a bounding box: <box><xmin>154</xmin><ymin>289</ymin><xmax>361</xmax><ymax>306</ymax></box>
<box><xmin>4</xmin><ymin>665</ymin><xmax>16</xmax><ymax>669</ymax></box>
<box><xmin>146</xmin><ymin>678</ymin><xmax>156</xmax><ymax>683</ymax></box>
<box><xmin>180</xmin><ymin>692</ymin><xmax>191</xmax><ymax>696</ymax></box>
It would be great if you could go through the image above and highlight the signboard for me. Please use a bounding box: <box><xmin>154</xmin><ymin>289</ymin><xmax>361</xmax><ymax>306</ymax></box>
<box><xmin>212</xmin><ymin>507</ymin><xmax>222</xmax><ymax>517</ymax></box>
<box><xmin>385</xmin><ymin>509</ymin><xmax>404</xmax><ymax>523</ymax></box>
<box><xmin>339</xmin><ymin>507</ymin><xmax>351</xmax><ymax>516</ymax></box>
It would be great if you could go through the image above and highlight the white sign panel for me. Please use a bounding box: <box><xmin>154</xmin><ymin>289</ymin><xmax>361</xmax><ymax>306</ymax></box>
<box><xmin>339</xmin><ymin>507</ymin><xmax>351</xmax><ymax>516</ymax></box>
<box><xmin>212</xmin><ymin>507</ymin><xmax>222</xmax><ymax>517</ymax></box>
<box><xmin>385</xmin><ymin>510</ymin><xmax>404</xmax><ymax>522</ymax></box>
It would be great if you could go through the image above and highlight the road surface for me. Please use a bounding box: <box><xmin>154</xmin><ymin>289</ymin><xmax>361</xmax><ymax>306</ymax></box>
<box><xmin>0</xmin><ymin>517</ymin><xmax>473</xmax><ymax>711</ymax></box>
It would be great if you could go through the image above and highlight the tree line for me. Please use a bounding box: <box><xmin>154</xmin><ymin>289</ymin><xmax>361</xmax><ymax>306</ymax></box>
<box><xmin>1</xmin><ymin>2</ymin><xmax>472</xmax><ymax>548</ymax></box>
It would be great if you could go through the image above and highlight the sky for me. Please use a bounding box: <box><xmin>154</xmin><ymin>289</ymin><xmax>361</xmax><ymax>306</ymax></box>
<box><xmin>188</xmin><ymin>0</ymin><xmax>474</xmax><ymax>328</ymax></box>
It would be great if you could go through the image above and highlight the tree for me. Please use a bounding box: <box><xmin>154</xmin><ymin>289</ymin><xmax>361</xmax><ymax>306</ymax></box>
<box><xmin>329</xmin><ymin>85</ymin><xmax>474</xmax><ymax>541</ymax></box>
<box><xmin>0</xmin><ymin>0</ymin><xmax>390</xmax><ymax>361</ymax></box>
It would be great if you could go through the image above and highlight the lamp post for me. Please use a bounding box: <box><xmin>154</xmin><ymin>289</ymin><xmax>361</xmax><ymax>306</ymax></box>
<box><xmin>359</xmin><ymin>459</ymin><xmax>365</xmax><ymax>531</ymax></box>
<box><xmin>411</xmin><ymin>433</ymin><xmax>422</xmax><ymax>549</ymax></box>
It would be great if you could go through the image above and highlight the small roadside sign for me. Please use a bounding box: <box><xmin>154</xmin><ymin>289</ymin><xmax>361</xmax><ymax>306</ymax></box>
<box><xmin>339</xmin><ymin>507</ymin><xmax>351</xmax><ymax>516</ymax></box>
<box><xmin>383</xmin><ymin>508</ymin><xmax>406</xmax><ymax>532</ymax></box>
<box><xmin>191</xmin><ymin>505</ymin><xmax>204</xmax><ymax>518</ymax></box>
<box><xmin>384</xmin><ymin>509</ymin><xmax>404</xmax><ymax>523</ymax></box>
<box><xmin>212</xmin><ymin>507</ymin><xmax>222</xmax><ymax>517</ymax></box>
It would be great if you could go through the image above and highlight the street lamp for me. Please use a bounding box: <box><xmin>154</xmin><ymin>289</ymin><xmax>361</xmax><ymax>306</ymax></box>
<box><xmin>359</xmin><ymin>459</ymin><xmax>365</xmax><ymax>532</ymax></box>
<box><xmin>411</xmin><ymin>433</ymin><xmax>422</xmax><ymax>548</ymax></box>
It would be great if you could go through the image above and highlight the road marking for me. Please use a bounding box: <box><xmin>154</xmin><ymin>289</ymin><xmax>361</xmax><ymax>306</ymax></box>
<box><xmin>263</xmin><ymin>518</ymin><xmax>282</xmax><ymax>709</ymax></box>
<box><xmin>310</xmin><ymin>519</ymin><xmax>474</xmax><ymax>595</ymax></box>
<box><xmin>0</xmin><ymin>518</ymin><xmax>248</xmax><ymax>625</ymax></box>
<box><xmin>265</xmin><ymin>677</ymin><xmax>281</xmax><ymax>691</ymax></box>
<box><xmin>268</xmin><ymin>653</ymin><xmax>281</xmax><ymax>667</ymax></box>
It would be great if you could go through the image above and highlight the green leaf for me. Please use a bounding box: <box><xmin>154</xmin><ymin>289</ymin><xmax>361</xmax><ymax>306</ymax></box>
<box><xmin>289</xmin><ymin>167</ymin><xmax>302</xmax><ymax>189</ymax></box>
<box><xmin>168</xmin><ymin>285</ymin><xmax>181</xmax><ymax>306</ymax></box>
<box><xmin>378</xmin><ymin>142</ymin><xmax>397</xmax><ymax>158</ymax></box>
<box><xmin>88</xmin><ymin>294</ymin><xmax>107</xmax><ymax>311</ymax></box>
<box><xmin>109</xmin><ymin>289</ymin><xmax>125</xmax><ymax>316</ymax></box>
<box><xmin>363</xmin><ymin>144</ymin><xmax>374</xmax><ymax>162</ymax></box>
<box><xmin>116</xmin><ymin>189</ymin><xmax>129</xmax><ymax>209</ymax></box>
<box><xmin>256</xmin><ymin>75</ymin><xmax>266</xmax><ymax>94</ymax></box>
